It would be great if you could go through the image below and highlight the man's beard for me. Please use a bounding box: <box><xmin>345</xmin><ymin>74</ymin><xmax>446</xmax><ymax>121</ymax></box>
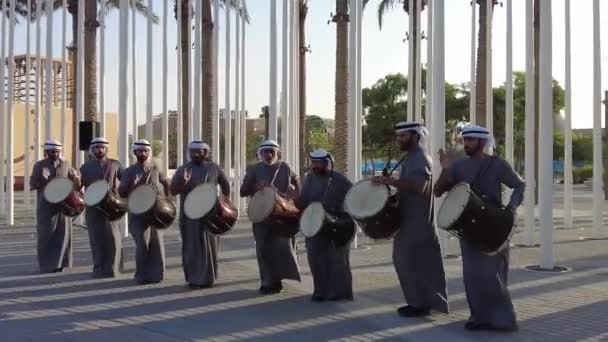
<box><xmin>136</xmin><ymin>155</ymin><xmax>148</xmax><ymax>163</ymax></box>
<box><xmin>312</xmin><ymin>168</ymin><xmax>327</xmax><ymax>175</ymax></box>
<box><xmin>94</xmin><ymin>152</ymin><xmax>106</xmax><ymax>160</ymax></box>
<box><xmin>263</xmin><ymin>158</ymin><xmax>278</xmax><ymax>165</ymax></box>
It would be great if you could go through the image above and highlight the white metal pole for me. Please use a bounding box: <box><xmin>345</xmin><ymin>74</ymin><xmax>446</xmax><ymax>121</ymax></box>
<box><xmin>348</xmin><ymin>0</ymin><xmax>356</xmax><ymax>181</ymax></box>
<box><xmin>213</xmin><ymin>0</ymin><xmax>220</xmax><ymax>161</ymax></box>
<box><xmin>425</xmin><ymin>0</ymin><xmax>433</xmax><ymax>132</ymax></box>
<box><xmin>119</xmin><ymin>0</ymin><xmax>129</xmax><ymax>238</ymax></box>
<box><xmin>523</xmin><ymin>0</ymin><xmax>536</xmax><ymax>246</ymax></box>
<box><xmin>99</xmin><ymin>0</ymin><xmax>106</xmax><ymax>136</ymax></box>
<box><xmin>131</xmin><ymin>5</ymin><xmax>138</xmax><ymax>146</ymax></box>
<box><xmin>25</xmin><ymin>0</ymin><xmax>33</xmax><ymax>210</ymax></box>
<box><xmin>235</xmin><ymin>0</ymin><xmax>241</xmax><ymax>208</ymax></box>
<box><xmin>407</xmin><ymin>0</ymin><xmax>414</xmax><ymax>122</ymax></box>
<box><xmin>76</xmin><ymin>0</ymin><xmax>85</xmax><ymax>167</ymax></box>
<box><xmin>269</xmin><ymin>0</ymin><xmax>278</xmax><ymax>141</ymax></box>
<box><xmin>538</xmin><ymin>0</ymin><xmax>553</xmax><ymax>269</ymax></box>
<box><xmin>469</xmin><ymin>0</ymin><xmax>476</xmax><ymax>124</ymax></box>
<box><xmin>356</xmin><ymin>0</ymin><xmax>362</xmax><ymax>181</ymax></box>
<box><xmin>281</xmin><ymin>0</ymin><xmax>288</xmax><ymax>158</ymax></box>
<box><xmin>162</xmin><ymin>0</ymin><xmax>169</xmax><ymax>172</ymax></box>
<box><xmin>293</xmin><ymin>0</ymin><xmax>300</xmax><ymax>173</ymax></box>
<box><xmin>432</xmin><ymin>0</ymin><xmax>448</xmax><ymax>257</ymax></box>
<box><xmin>44</xmin><ymin>0</ymin><xmax>53</xmax><ymax>141</ymax></box>
<box><xmin>193</xmin><ymin>0</ymin><xmax>202</xmax><ymax>140</ymax></box>
<box><xmin>145</xmin><ymin>0</ymin><xmax>154</xmax><ymax>144</ymax></box>
<box><xmin>186</xmin><ymin>1</ymin><xmax>192</xmax><ymax>145</ymax></box>
<box><xmin>241</xmin><ymin>0</ymin><xmax>247</xmax><ymax>209</ymax></box>
<box><xmin>286</xmin><ymin>0</ymin><xmax>293</xmax><ymax>166</ymax></box>
<box><xmin>505</xmin><ymin>0</ymin><xmax>513</xmax><ymax>166</ymax></box>
<box><xmin>0</xmin><ymin>1</ymin><xmax>5</xmax><ymax>217</ymax></box>
<box><xmin>6</xmin><ymin>0</ymin><xmax>15</xmax><ymax>225</ymax></box>
<box><xmin>414</xmin><ymin>0</ymin><xmax>422</xmax><ymax>123</ymax></box>
<box><xmin>485</xmin><ymin>0</ymin><xmax>492</xmax><ymax>135</ymax></box>
<box><xmin>225</xmin><ymin>2</ymin><xmax>232</xmax><ymax>178</ymax></box>
<box><xmin>34</xmin><ymin>0</ymin><xmax>41</xmax><ymax>160</ymax></box>
<box><xmin>563</xmin><ymin>0</ymin><xmax>573</xmax><ymax>229</ymax></box>
<box><xmin>592</xmin><ymin>0</ymin><xmax>602</xmax><ymax>235</ymax></box>
<box><xmin>177</xmin><ymin>0</ymin><xmax>183</xmax><ymax>166</ymax></box>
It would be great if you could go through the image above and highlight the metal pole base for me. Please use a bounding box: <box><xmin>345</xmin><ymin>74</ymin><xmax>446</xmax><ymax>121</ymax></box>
<box><xmin>524</xmin><ymin>265</ymin><xmax>571</xmax><ymax>273</ymax></box>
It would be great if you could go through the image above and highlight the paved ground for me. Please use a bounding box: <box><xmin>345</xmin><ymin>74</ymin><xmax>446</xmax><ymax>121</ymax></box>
<box><xmin>0</xmin><ymin>186</ymin><xmax>607</xmax><ymax>342</ymax></box>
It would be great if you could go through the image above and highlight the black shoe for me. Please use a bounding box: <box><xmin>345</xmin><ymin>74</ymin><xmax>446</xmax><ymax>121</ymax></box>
<box><xmin>328</xmin><ymin>295</ymin><xmax>354</xmax><ymax>301</ymax></box>
<box><xmin>53</xmin><ymin>268</ymin><xmax>64</xmax><ymax>273</ymax></box>
<box><xmin>397</xmin><ymin>305</ymin><xmax>431</xmax><ymax>317</ymax></box>
<box><xmin>269</xmin><ymin>282</ymin><xmax>283</xmax><ymax>294</ymax></box>
<box><xmin>188</xmin><ymin>283</ymin><xmax>213</xmax><ymax>289</ymax></box>
<box><xmin>259</xmin><ymin>285</ymin><xmax>272</xmax><ymax>294</ymax></box>
<box><xmin>311</xmin><ymin>295</ymin><xmax>325</xmax><ymax>302</ymax></box>
<box><xmin>465</xmin><ymin>321</ymin><xmax>518</xmax><ymax>332</ymax></box>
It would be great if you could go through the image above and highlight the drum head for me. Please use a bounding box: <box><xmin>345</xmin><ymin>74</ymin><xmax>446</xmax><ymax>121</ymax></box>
<box><xmin>184</xmin><ymin>183</ymin><xmax>218</xmax><ymax>220</ymax></box>
<box><xmin>437</xmin><ymin>182</ymin><xmax>471</xmax><ymax>229</ymax></box>
<box><xmin>128</xmin><ymin>185</ymin><xmax>157</xmax><ymax>215</ymax></box>
<box><xmin>299</xmin><ymin>202</ymin><xmax>325</xmax><ymax>238</ymax></box>
<box><xmin>84</xmin><ymin>180</ymin><xmax>110</xmax><ymax>207</ymax></box>
<box><xmin>344</xmin><ymin>180</ymin><xmax>389</xmax><ymax>219</ymax></box>
<box><xmin>247</xmin><ymin>187</ymin><xmax>276</xmax><ymax>223</ymax></box>
<box><xmin>44</xmin><ymin>177</ymin><xmax>73</xmax><ymax>204</ymax></box>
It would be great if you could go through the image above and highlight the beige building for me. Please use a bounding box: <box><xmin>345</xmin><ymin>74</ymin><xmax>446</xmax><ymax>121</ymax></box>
<box><xmin>10</xmin><ymin>103</ymin><xmax>118</xmax><ymax>189</ymax></box>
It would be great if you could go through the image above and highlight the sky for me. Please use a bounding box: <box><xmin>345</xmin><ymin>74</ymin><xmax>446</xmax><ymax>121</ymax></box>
<box><xmin>5</xmin><ymin>0</ymin><xmax>608</xmax><ymax>131</ymax></box>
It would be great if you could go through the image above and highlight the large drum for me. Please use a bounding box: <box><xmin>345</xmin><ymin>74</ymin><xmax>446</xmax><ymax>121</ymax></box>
<box><xmin>299</xmin><ymin>202</ymin><xmax>355</xmax><ymax>247</ymax></box>
<box><xmin>128</xmin><ymin>184</ymin><xmax>176</xmax><ymax>229</ymax></box>
<box><xmin>84</xmin><ymin>180</ymin><xmax>128</xmax><ymax>221</ymax></box>
<box><xmin>43</xmin><ymin>177</ymin><xmax>85</xmax><ymax>217</ymax></box>
<box><xmin>247</xmin><ymin>186</ymin><xmax>300</xmax><ymax>237</ymax></box>
<box><xmin>184</xmin><ymin>183</ymin><xmax>238</xmax><ymax>235</ymax></box>
<box><xmin>437</xmin><ymin>182</ymin><xmax>514</xmax><ymax>255</ymax></box>
<box><xmin>344</xmin><ymin>180</ymin><xmax>399</xmax><ymax>240</ymax></box>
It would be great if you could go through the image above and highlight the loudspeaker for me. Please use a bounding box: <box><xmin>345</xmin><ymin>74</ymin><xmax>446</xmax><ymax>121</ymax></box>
<box><xmin>79</xmin><ymin>121</ymin><xmax>100</xmax><ymax>151</ymax></box>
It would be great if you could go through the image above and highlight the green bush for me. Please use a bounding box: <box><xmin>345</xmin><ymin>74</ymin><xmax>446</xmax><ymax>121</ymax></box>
<box><xmin>572</xmin><ymin>165</ymin><xmax>593</xmax><ymax>184</ymax></box>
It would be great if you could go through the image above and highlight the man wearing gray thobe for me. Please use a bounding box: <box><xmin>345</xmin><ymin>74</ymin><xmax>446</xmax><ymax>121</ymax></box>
<box><xmin>171</xmin><ymin>141</ymin><xmax>230</xmax><ymax>289</ymax></box>
<box><xmin>373</xmin><ymin>122</ymin><xmax>449</xmax><ymax>317</ymax></box>
<box><xmin>240</xmin><ymin>140</ymin><xmax>301</xmax><ymax>294</ymax></box>
<box><xmin>435</xmin><ymin>125</ymin><xmax>525</xmax><ymax>332</ymax></box>
<box><xmin>298</xmin><ymin>149</ymin><xmax>353</xmax><ymax>302</ymax></box>
<box><xmin>119</xmin><ymin>139</ymin><xmax>170</xmax><ymax>284</ymax></box>
<box><xmin>30</xmin><ymin>140</ymin><xmax>81</xmax><ymax>273</ymax></box>
<box><xmin>80</xmin><ymin>137</ymin><xmax>123</xmax><ymax>278</ymax></box>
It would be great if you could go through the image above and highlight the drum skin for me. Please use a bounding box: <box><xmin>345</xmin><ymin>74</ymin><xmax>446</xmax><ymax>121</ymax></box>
<box><xmin>128</xmin><ymin>185</ymin><xmax>177</xmax><ymax>229</ymax></box>
<box><xmin>43</xmin><ymin>177</ymin><xmax>85</xmax><ymax>218</ymax></box>
<box><xmin>300</xmin><ymin>202</ymin><xmax>355</xmax><ymax>246</ymax></box>
<box><xmin>439</xmin><ymin>183</ymin><xmax>514</xmax><ymax>255</ymax></box>
<box><xmin>249</xmin><ymin>187</ymin><xmax>300</xmax><ymax>238</ymax></box>
<box><xmin>353</xmin><ymin>195</ymin><xmax>399</xmax><ymax>240</ymax></box>
<box><xmin>344</xmin><ymin>180</ymin><xmax>400</xmax><ymax>240</ymax></box>
<box><xmin>85</xmin><ymin>180</ymin><xmax>127</xmax><ymax>221</ymax></box>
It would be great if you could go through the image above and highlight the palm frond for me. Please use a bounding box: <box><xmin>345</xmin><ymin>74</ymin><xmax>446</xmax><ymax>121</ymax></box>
<box><xmin>377</xmin><ymin>0</ymin><xmax>399</xmax><ymax>29</ymax></box>
<box><xmin>105</xmin><ymin>0</ymin><xmax>159</xmax><ymax>23</ymax></box>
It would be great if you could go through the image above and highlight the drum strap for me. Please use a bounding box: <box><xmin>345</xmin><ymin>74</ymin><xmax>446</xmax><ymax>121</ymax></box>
<box><xmin>269</xmin><ymin>162</ymin><xmax>283</xmax><ymax>189</ymax></box>
<box><xmin>471</xmin><ymin>156</ymin><xmax>497</xmax><ymax>203</ymax></box>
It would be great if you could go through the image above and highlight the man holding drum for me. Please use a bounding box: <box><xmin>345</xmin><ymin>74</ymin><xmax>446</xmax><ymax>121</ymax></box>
<box><xmin>170</xmin><ymin>140</ymin><xmax>230</xmax><ymax>289</ymax></box>
<box><xmin>80</xmin><ymin>137</ymin><xmax>124</xmax><ymax>278</ymax></box>
<box><xmin>372</xmin><ymin>122</ymin><xmax>449</xmax><ymax>317</ymax></box>
<box><xmin>298</xmin><ymin>149</ymin><xmax>354</xmax><ymax>302</ymax></box>
<box><xmin>119</xmin><ymin>139</ymin><xmax>170</xmax><ymax>284</ymax></box>
<box><xmin>240</xmin><ymin>140</ymin><xmax>301</xmax><ymax>294</ymax></box>
<box><xmin>30</xmin><ymin>140</ymin><xmax>81</xmax><ymax>273</ymax></box>
<box><xmin>434</xmin><ymin>125</ymin><xmax>524</xmax><ymax>332</ymax></box>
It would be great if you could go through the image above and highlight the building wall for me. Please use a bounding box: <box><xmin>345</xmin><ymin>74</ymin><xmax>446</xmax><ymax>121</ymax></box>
<box><xmin>12</xmin><ymin>103</ymin><xmax>119</xmax><ymax>179</ymax></box>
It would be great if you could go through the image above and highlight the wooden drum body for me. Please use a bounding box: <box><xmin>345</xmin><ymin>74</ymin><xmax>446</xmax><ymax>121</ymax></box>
<box><xmin>128</xmin><ymin>184</ymin><xmax>176</xmax><ymax>229</ymax></box>
<box><xmin>248</xmin><ymin>187</ymin><xmax>300</xmax><ymax>237</ymax></box>
<box><xmin>184</xmin><ymin>183</ymin><xmax>238</xmax><ymax>235</ymax></box>
<box><xmin>344</xmin><ymin>180</ymin><xmax>400</xmax><ymax>240</ymax></box>
<box><xmin>84</xmin><ymin>180</ymin><xmax>128</xmax><ymax>221</ymax></box>
<box><xmin>300</xmin><ymin>202</ymin><xmax>355</xmax><ymax>246</ymax></box>
<box><xmin>43</xmin><ymin>177</ymin><xmax>85</xmax><ymax>218</ymax></box>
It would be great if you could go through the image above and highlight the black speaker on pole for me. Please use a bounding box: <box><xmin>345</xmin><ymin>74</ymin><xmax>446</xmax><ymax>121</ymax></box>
<box><xmin>79</xmin><ymin>121</ymin><xmax>100</xmax><ymax>151</ymax></box>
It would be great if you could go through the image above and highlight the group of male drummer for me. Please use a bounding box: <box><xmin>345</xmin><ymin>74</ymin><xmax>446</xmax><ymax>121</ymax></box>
<box><xmin>31</xmin><ymin>119</ymin><xmax>525</xmax><ymax>333</ymax></box>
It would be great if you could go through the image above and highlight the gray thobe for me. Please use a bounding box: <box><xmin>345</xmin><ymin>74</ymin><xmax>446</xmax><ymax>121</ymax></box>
<box><xmin>240</xmin><ymin>162</ymin><xmax>301</xmax><ymax>285</ymax></box>
<box><xmin>30</xmin><ymin>159</ymin><xmax>78</xmax><ymax>273</ymax></box>
<box><xmin>119</xmin><ymin>162</ymin><xmax>170</xmax><ymax>284</ymax></box>
<box><xmin>395</xmin><ymin>146</ymin><xmax>449</xmax><ymax>313</ymax></box>
<box><xmin>170</xmin><ymin>161</ymin><xmax>230</xmax><ymax>287</ymax></box>
<box><xmin>80</xmin><ymin>158</ymin><xmax>123</xmax><ymax>278</ymax></box>
<box><xmin>447</xmin><ymin>156</ymin><xmax>525</xmax><ymax>329</ymax></box>
<box><xmin>298</xmin><ymin>171</ymin><xmax>353</xmax><ymax>300</ymax></box>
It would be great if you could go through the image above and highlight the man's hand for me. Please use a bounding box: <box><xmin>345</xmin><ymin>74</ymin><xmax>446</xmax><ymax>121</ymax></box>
<box><xmin>71</xmin><ymin>169</ymin><xmax>81</xmax><ymax>184</ymax></box>
<box><xmin>438</xmin><ymin>149</ymin><xmax>452</xmax><ymax>170</ymax></box>
<box><xmin>42</xmin><ymin>167</ymin><xmax>50</xmax><ymax>180</ymax></box>
<box><xmin>133</xmin><ymin>174</ymin><xmax>142</xmax><ymax>188</ymax></box>
<box><xmin>255</xmin><ymin>181</ymin><xmax>269</xmax><ymax>192</ymax></box>
<box><xmin>285</xmin><ymin>184</ymin><xmax>298</xmax><ymax>200</ymax></box>
<box><xmin>183</xmin><ymin>168</ymin><xmax>192</xmax><ymax>184</ymax></box>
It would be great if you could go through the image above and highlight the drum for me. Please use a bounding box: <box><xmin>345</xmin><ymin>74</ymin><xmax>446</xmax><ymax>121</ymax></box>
<box><xmin>299</xmin><ymin>202</ymin><xmax>355</xmax><ymax>247</ymax></box>
<box><xmin>43</xmin><ymin>177</ymin><xmax>85</xmax><ymax>217</ymax></box>
<box><xmin>128</xmin><ymin>184</ymin><xmax>177</xmax><ymax>229</ymax></box>
<box><xmin>344</xmin><ymin>179</ymin><xmax>400</xmax><ymax>240</ymax></box>
<box><xmin>184</xmin><ymin>183</ymin><xmax>238</xmax><ymax>235</ymax></box>
<box><xmin>247</xmin><ymin>186</ymin><xmax>300</xmax><ymax>237</ymax></box>
<box><xmin>84</xmin><ymin>180</ymin><xmax>128</xmax><ymax>221</ymax></box>
<box><xmin>437</xmin><ymin>182</ymin><xmax>514</xmax><ymax>255</ymax></box>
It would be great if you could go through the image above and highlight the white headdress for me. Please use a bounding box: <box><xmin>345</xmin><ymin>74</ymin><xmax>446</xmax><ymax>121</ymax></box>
<box><xmin>88</xmin><ymin>137</ymin><xmax>109</xmax><ymax>157</ymax></box>
<box><xmin>188</xmin><ymin>140</ymin><xmax>210</xmax><ymax>151</ymax></box>
<box><xmin>394</xmin><ymin>121</ymin><xmax>429</xmax><ymax>150</ymax></box>
<box><xmin>257</xmin><ymin>140</ymin><xmax>280</xmax><ymax>161</ymax></box>
<box><xmin>43</xmin><ymin>140</ymin><xmax>62</xmax><ymax>151</ymax></box>
<box><xmin>131</xmin><ymin>139</ymin><xmax>152</xmax><ymax>153</ymax></box>
<box><xmin>309</xmin><ymin>148</ymin><xmax>334</xmax><ymax>170</ymax></box>
<box><xmin>461</xmin><ymin>125</ymin><xmax>495</xmax><ymax>155</ymax></box>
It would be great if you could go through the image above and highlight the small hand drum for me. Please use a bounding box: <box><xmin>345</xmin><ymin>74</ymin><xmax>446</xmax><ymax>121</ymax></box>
<box><xmin>248</xmin><ymin>186</ymin><xmax>300</xmax><ymax>237</ymax></box>
<box><xmin>300</xmin><ymin>202</ymin><xmax>355</xmax><ymax>247</ymax></box>
<box><xmin>43</xmin><ymin>177</ymin><xmax>85</xmax><ymax>217</ymax></box>
<box><xmin>437</xmin><ymin>182</ymin><xmax>514</xmax><ymax>255</ymax></box>
<box><xmin>344</xmin><ymin>179</ymin><xmax>400</xmax><ymax>240</ymax></box>
<box><xmin>84</xmin><ymin>180</ymin><xmax>127</xmax><ymax>221</ymax></box>
<box><xmin>128</xmin><ymin>184</ymin><xmax>176</xmax><ymax>229</ymax></box>
<box><xmin>184</xmin><ymin>183</ymin><xmax>238</xmax><ymax>235</ymax></box>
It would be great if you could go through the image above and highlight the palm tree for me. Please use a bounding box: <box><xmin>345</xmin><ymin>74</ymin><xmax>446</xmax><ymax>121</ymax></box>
<box><xmin>333</xmin><ymin>0</ymin><xmax>348</xmax><ymax>173</ymax></box>
<box><xmin>474</xmin><ymin>0</ymin><xmax>496</xmax><ymax>127</ymax></box>
<box><xmin>298</xmin><ymin>0</ymin><xmax>308</xmax><ymax>175</ymax></box>
<box><xmin>362</xmin><ymin>0</ymin><xmax>427</xmax><ymax>120</ymax></box>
